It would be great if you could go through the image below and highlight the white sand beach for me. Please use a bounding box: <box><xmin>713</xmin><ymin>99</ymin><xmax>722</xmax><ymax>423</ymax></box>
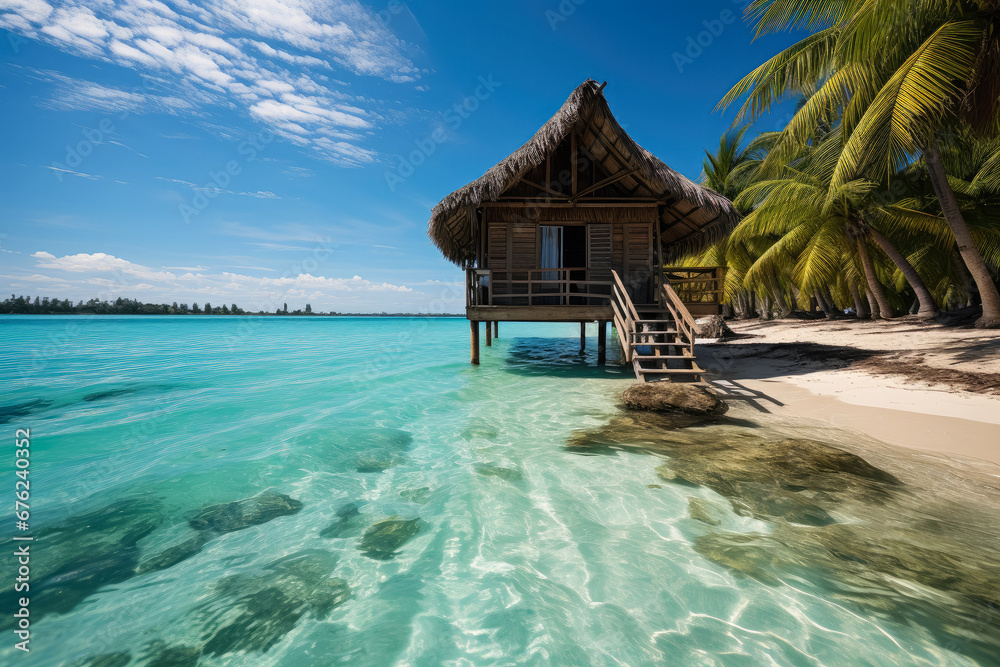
<box><xmin>698</xmin><ymin>318</ymin><xmax>1000</xmax><ymax>466</ymax></box>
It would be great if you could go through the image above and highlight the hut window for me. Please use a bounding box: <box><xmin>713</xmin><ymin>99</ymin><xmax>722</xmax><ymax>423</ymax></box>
<box><xmin>539</xmin><ymin>225</ymin><xmax>587</xmax><ymax>273</ymax></box>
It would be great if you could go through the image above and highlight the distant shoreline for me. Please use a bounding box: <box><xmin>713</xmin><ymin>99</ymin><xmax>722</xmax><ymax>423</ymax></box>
<box><xmin>0</xmin><ymin>295</ymin><xmax>464</xmax><ymax>317</ymax></box>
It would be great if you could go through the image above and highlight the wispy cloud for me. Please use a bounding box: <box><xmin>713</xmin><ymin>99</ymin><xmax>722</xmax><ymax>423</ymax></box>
<box><xmin>1</xmin><ymin>0</ymin><xmax>421</xmax><ymax>165</ymax></box>
<box><xmin>282</xmin><ymin>165</ymin><xmax>315</xmax><ymax>178</ymax></box>
<box><xmin>44</xmin><ymin>165</ymin><xmax>102</xmax><ymax>180</ymax></box>
<box><xmin>155</xmin><ymin>176</ymin><xmax>282</xmax><ymax>200</ymax></box>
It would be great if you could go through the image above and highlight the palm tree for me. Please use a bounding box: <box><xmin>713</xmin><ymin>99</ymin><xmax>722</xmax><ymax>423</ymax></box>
<box><xmin>719</xmin><ymin>0</ymin><xmax>1000</xmax><ymax>327</ymax></box>
<box><xmin>696</xmin><ymin>128</ymin><xmax>795</xmax><ymax>317</ymax></box>
<box><xmin>731</xmin><ymin>130</ymin><xmax>943</xmax><ymax>319</ymax></box>
<box><xmin>702</xmin><ymin>126</ymin><xmax>755</xmax><ymax>205</ymax></box>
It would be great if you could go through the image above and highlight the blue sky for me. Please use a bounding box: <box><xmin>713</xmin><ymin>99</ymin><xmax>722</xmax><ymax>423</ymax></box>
<box><xmin>0</xmin><ymin>0</ymin><xmax>801</xmax><ymax>313</ymax></box>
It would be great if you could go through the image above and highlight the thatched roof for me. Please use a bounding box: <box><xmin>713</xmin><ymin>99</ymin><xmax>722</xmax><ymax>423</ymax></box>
<box><xmin>427</xmin><ymin>79</ymin><xmax>740</xmax><ymax>265</ymax></box>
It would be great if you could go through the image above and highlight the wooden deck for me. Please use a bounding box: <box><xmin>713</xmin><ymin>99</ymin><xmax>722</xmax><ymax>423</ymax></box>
<box><xmin>467</xmin><ymin>305</ymin><xmax>613</xmax><ymax>322</ymax></box>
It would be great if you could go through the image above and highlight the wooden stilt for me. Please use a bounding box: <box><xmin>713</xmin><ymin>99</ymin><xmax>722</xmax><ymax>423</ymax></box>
<box><xmin>580</xmin><ymin>322</ymin><xmax>586</xmax><ymax>351</ymax></box>
<box><xmin>493</xmin><ymin>321</ymin><xmax>498</xmax><ymax>338</ymax></box>
<box><xmin>485</xmin><ymin>320</ymin><xmax>492</xmax><ymax>346</ymax></box>
<box><xmin>470</xmin><ymin>320</ymin><xmax>480</xmax><ymax>365</ymax></box>
<box><xmin>598</xmin><ymin>320</ymin><xmax>606</xmax><ymax>364</ymax></box>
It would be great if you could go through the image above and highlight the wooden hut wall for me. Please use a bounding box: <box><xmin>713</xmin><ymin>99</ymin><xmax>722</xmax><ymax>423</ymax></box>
<box><xmin>482</xmin><ymin>206</ymin><xmax>653</xmax><ymax>292</ymax></box>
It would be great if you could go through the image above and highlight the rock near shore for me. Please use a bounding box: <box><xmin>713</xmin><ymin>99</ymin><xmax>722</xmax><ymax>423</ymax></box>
<box><xmin>695</xmin><ymin>315</ymin><xmax>734</xmax><ymax>339</ymax></box>
<box><xmin>622</xmin><ymin>383</ymin><xmax>728</xmax><ymax>416</ymax></box>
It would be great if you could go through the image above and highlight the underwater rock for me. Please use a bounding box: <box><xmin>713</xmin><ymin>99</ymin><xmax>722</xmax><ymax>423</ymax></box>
<box><xmin>664</xmin><ymin>438</ymin><xmax>899</xmax><ymax>502</ymax></box>
<box><xmin>307</xmin><ymin>577</ymin><xmax>354</xmax><ymax>617</ymax></box>
<box><xmin>144</xmin><ymin>644</ymin><xmax>200</xmax><ymax>667</ymax></box>
<box><xmin>725</xmin><ymin>481</ymin><xmax>834</xmax><ymax>526</ymax></box>
<box><xmin>319</xmin><ymin>502</ymin><xmax>361</xmax><ymax>538</ymax></box>
<box><xmin>0</xmin><ymin>497</ymin><xmax>164</xmax><ymax>629</ymax></box>
<box><xmin>475</xmin><ymin>464</ymin><xmax>524</xmax><ymax>482</ymax></box>
<box><xmin>33</xmin><ymin>548</ymin><xmax>144</xmax><ymax>620</ymax></box>
<box><xmin>659</xmin><ymin>464</ymin><xmax>835</xmax><ymax>525</ymax></box>
<box><xmin>202</xmin><ymin>588</ymin><xmax>304</xmax><ymax>656</ymax></box>
<box><xmin>654</xmin><ymin>464</ymin><xmax>698</xmax><ymax>488</ymax></box>
<box><xmin>76</xmin><ymin>652</ymin><xmax>132</xmax><ymax>667</ymax></box>
<box><xmin>83</xmin><ymin>387</ymin><xmax>141</xmax><ymax>402</ymax></box>
<box><xmin>649</xmin><ymin>437</ymin><xmax>901</xmax><ymax>525</ymax></box>
<box><xmin>136</xmin><ymin>532</ymin><xmax>215</xmax><ymax>575</ymax></box>
<box><xmin>688</xmin><ymin>498</ymin><xmax>723</xmax><ymax>526</ymax></box>
<box><xmin>621</xmin><ymin>383</ymin><xmax>728</xmax><ymax>416</ymax></box>
<box><xmin>692</xmin><ymin>532</ymin><xmax>786</xmax><ymax>585</ymax></box>
<box><xmin>399</xmin><ymin>486</ymin><xmax>432</xmax><ymax>504</ymax></box>
<box><xmin>197</xmin><ymin>550</ymin><xmax>350</xmax><ymax>656</ymax></box>
<box><xmin>356</xmin><ymin>449</ymin><xmax>404</xmax><ymax>473</ymax></box>
<box><xmin>360</xmin><ymin>428</ymin><xmax>413</xmax><ymax>451</ymax></box>
<box><xmin>565</xmin><ymin>412</ymin><xmax>714</xmax><ymax>456</ymax></box>
<box><xmin>694</xmin><ymin>521</ymin><xmax>1000</xmax><ymax>663</ymax></box>
<box><xmin>0</xmin><ymin>398</ymin><xmax>53</xmax><ymax>424</ymax></box>
<box><xmin>461</xmin><ymin>419</ymin><xmax>500</xmax><ymax>441</ymax></box>
<box><xmin>188</xmin><ymin>490</ymin><xmax>303</xmax><ymax>533</ymax></box>
<box><xmin>359</xmin><ymin>517</ymin><xmax>422</xmax><ymax>560</ymax></box>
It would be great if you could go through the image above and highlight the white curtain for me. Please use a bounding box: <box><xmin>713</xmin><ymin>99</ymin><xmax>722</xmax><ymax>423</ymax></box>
<box><xmin>539</xmin><ymin>226</ymin><xmax>562</xmax><ymax>283</ymax></box>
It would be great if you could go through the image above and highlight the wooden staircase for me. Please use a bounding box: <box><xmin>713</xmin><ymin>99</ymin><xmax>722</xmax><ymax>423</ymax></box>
<box><xmin>610</xmin><ymin>270</ymin><xmax>706</xmax><ymax>383</ymax></box>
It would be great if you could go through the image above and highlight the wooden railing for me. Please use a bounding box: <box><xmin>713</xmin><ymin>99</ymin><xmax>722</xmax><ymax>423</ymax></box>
<box><xmin>661</xmin><ymin>266</ymin><xmax>726</xmax><ymax>306</ymax></box>
<box><xmin>466</xmin><ymin>268</ymin><xmax>612</xmax><ymax>306</ymax></box>
<box><xmin>657</xmin><ymin>277</ymin><xmax>696</xmax><ymax>356</ymax></box>
<box><xmin>610</xmin><ymin>269</ymin><xmax>640</xmax><ymax>362</ymax></box>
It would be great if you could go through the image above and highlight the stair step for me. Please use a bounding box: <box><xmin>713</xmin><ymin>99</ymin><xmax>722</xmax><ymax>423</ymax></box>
<box><xmin>635</xmin><ymin>368</ymin><xmax>704</xmax><ymax>375</ymax></box>
<box><xmin>630</xmin><ymin>341</ymin><xmax>682</xmax><ymax>347</ymax></box>
<box><xmin>632</xmin><ymin>354</ymin><xmax>693</xmax><ymax>360</ymax></box>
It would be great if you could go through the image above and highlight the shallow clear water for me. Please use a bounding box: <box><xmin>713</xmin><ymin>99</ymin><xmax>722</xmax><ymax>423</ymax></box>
<box><xmin>0</xmin><ymin>316</ymin><xmax>998</xmax><ymax>666</ymax></box>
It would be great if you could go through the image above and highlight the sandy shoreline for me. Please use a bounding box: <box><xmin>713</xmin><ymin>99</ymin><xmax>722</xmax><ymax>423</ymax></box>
<box><xmin>697</xmin><ymin>318</ymin><xmax>1000</xmax><ymax>467</ymax></box>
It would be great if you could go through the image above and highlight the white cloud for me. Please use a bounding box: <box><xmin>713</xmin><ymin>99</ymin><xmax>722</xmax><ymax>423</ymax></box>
<box><xmin>13</xmin><ymin>250</ymin><xmax>422</xmax><ymax>311</ymax></box>
<box><xmin>1</xmin><ymin>0</ymin><xmax>421</xmax><ymax>165</ymax></box>
<box><xmin>32</xmin><ymin>250</ymin><xmax>177</xmax><ymax>281</ymax></box>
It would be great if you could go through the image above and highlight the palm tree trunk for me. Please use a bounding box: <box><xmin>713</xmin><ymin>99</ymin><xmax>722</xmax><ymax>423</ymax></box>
<box><xmin>822</xmin><ymin>286</ymin><xmax>839</xmax><ymax>315</ymax></box>
<box><xmin>867</xmin><ymin>228</ymin><xmax>938</xmax><ymax>319</ymax></box>
<box><xmin>769</xmin><ymin>271</ymin><xmax>791</xmax><ymax>317</ymax></box>
<box><xmin>851</xmin><ymin>284</ymin><xmax>869</xmax><ymax>319</ymax></box>
<box><xmin>925</xmin><ymin>138</ymin><xmax>1000</xmax><ymax>327</ymax></box>
<box><xmin>866</xmin><ymin>291</ymin><xmax>881</xmax><ymax>318</ymax></box>
<box><xmin>955</xmin><ymin>251</ymin><xmax>980</xmax><ymax>307</ymax></box>
<box><xmin>815</xmin><ymin>290</ymin><xmax>836</xmax><ymax>318</ymax></box>
<box><xmin>858</xmin><ymin>238</ymin><xmax>894</xmax><ymax>318</ymax></box>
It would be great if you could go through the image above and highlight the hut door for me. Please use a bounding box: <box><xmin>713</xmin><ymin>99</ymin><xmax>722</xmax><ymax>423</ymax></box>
<box><xmin>624</xmin><ymin>223</ymin><xmax>652</xmax><ymax>302</ymax></box>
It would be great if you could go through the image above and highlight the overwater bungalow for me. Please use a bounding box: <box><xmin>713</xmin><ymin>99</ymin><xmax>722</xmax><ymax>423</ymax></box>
<box><xmin>428</xmin><ymin>79</ymin><xmax>740</xmax><ymax>381</ymax></box>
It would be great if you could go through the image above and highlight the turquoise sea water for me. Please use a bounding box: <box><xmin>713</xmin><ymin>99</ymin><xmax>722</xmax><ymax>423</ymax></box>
<box><xmin>1</xmin><ymin>315</ymin><xmax>998</xmax><ymax>666</ymax></box>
